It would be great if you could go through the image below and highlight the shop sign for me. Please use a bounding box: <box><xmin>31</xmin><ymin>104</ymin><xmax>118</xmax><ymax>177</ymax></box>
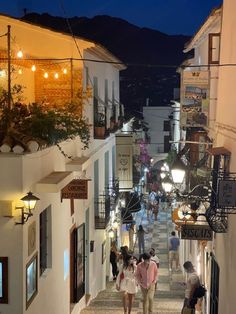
<box><xmin>61</xmin><ymin>179</ymin><xmax>89</xmax><ymax>200</ymax></box>
<box><xmin>181</xmin><ymin>224</ymin><xmax>213</xmax><ymax>241</ymax></box>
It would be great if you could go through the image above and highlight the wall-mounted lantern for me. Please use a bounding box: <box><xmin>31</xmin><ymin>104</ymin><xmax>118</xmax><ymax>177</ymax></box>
<box><xmin>15</xmin><ymin>192</ymin><xmax>40</xmax><ymax>225</ymax></box>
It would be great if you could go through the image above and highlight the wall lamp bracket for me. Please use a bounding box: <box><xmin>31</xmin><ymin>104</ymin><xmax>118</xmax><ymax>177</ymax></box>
<box><xmin>15</xmin><ymin>192</ymin><xmax>40</xmax><ymax>225</ymax></box>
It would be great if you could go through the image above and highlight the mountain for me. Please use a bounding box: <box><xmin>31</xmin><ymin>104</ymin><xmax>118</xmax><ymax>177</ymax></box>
<box><xmin>22</xmin><ymin>13</ymin><xmax>190</xmax><ymax>115</ymax></box>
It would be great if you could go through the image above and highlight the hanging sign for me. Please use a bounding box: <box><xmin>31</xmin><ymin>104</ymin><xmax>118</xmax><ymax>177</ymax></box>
<box><xmin>218</xmin><ymin>180</ymin><xmax>236</xmax><ymax>207</ymax></box>
<box><xmin>61</xmin><ymin>179</ymin><xmax>89</xmax><ymax>200</ymax></box>
<box><xmin>181</xmin><ymin>224</ymin><xmax>213</xmax><ymax>241</ymax></box>
<box><xmin>116</xmin><ymin>135</ymin><xmax>133</xmax><ymax>191</ymax></box>
<box><xmin>181</xmin><ymin>70</ymin><xmax>209</xmax><ymax>127</ymax></box>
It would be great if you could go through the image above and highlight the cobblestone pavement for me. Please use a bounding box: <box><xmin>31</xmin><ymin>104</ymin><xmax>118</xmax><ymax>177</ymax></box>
<box><xmin>81</xmin><ymin>201</ymin><xmax>185</xmax><ymax>314</ymax></box>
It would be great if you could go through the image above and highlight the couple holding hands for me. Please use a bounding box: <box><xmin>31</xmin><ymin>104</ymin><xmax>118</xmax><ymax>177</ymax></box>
<box><xmin>116</xmin><ymin>252</ymin><xmax>158</xmax><ymax>314</ymax></box>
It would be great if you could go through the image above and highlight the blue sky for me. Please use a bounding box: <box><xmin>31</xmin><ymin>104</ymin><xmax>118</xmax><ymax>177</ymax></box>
<box><xmin>1</xmin><ymin>0</ymin><xmax>222</xmax><ymax>35</ymax></box>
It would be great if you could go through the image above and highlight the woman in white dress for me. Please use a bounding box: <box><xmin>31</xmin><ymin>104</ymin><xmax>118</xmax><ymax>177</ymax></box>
<box><xmin>116</xmin><ymin>254</ymin><xmax>138</xmax><ymax>314</ymax></box>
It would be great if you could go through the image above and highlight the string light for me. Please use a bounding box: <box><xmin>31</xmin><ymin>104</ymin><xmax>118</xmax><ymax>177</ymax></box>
<box><xmin>18</xmin><ymin>69</ymin><xmax>22</xmax><ymax>75</ymax></box>
<box><xmin>17</xmin><ymin>50</ymin><xmax>23</xmax><ymax>58</ymax></box>
<box><xmin>63</xmin><ymin>68</ymin><xmax>67</xmax><ymax>74</ymax></box>
<box><xmin>44</xmin><ymin>72</ymin><xmax>48</xmax><ymax>79</ymax></box>
<box><xmin>54</xmin><ymin>73</ymin><xmax>59</xmax><ymax>79</ymax></box>
<box><xmin>31</xmin><ymin>65</ymin><xmax>36</xmax><ymax>72</ymax></box>
<box><xmin>0</xmin><ymin>69</ymin><xmax>6</xmax><ymax>77</ymax></box>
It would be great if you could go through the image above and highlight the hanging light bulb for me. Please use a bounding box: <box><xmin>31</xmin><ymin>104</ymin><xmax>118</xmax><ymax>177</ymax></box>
<box><xmin>54</xmin><ymin>73</ymin><xmax>59</xmax><ymax>79</ymax></box>
<box><xmin>17</xmin><ymin>50</ymin><xmax>23</xmax><ymax>58</ymax></box>
<box><xmin>160</xmin><ymin>172</ymin><xmax>166</xmax><ymax>179</ymax></box>
<box><xmin>44</xmin><ymin>72</ymin><xmax>48</xmax><ymax>79</ymax></box>
<box><xmin>113</xmin><ymin>220</ymin><xmax>119</xmax><ymax>229</ymax></box>
<box><xmin>18</xmin><ymin>69</ymin><xmax>23</xmax><ymax>75</ymax></box>
<box><xmin>63</xmin><ymin>68</ymin><xmax>67</xmax><ymax>74</ymax></box>
<box><xmin>0</xmin><ymin>69</ymin><xmax>6</xmax><ymax>77</ymax></box>
<box><xmin>31</xmin><ymin>65</ymin><xmax>36</xmax><ymax>72</ymax></box>
<box><xmin>108</xmin><ymin>229</ymin><xmax>115</xmax><ymax>238</ymax></box>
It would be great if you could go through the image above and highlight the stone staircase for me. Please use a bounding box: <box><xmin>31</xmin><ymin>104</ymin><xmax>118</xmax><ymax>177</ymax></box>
<box><xmin>81</xmin><ymin>205</ymin><xmax>185</xmax><ymax>314</ymax></box>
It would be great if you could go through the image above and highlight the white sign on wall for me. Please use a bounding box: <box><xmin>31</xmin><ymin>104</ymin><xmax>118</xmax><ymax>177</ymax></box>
<box><xmin>181</xmin><ymin>70</ymin><xmax>209</xmax><ymax>127</ymax></box>
<box><xmin>116</xmin><ymin>135</ymin><xmax>133</xmax><ymax>191</ymax></box>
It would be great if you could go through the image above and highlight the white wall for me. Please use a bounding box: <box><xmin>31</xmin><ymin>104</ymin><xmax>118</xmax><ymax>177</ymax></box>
<box><xmin>143</xmin><ymin>106</ymin><xmax>172</xmax><ymax>157</ymax></box>
<box><xmin>213</xmin><ymin>1</ymin><xmax>236</xmax><ymax>313</ymax></box>
<box><xmin>0</xmin><ymin>16</ymin><xmax>123</xmax><ymax>314</ymax></box>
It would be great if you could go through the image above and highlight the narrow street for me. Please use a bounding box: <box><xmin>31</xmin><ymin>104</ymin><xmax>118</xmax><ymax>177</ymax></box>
<box><xmin>81</xmin><ymin>201</ymin><xmax>185</xmax><ymax>314</ymax></box>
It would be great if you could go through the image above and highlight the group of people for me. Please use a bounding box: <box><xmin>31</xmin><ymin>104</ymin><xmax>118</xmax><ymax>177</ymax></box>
<box><xmin>110</xmin><ymin>243</ymin><xmax>159</xmax><ymax>314</ymax></box>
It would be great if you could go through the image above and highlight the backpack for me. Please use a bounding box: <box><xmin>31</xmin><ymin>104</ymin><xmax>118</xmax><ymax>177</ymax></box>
<box><xmin>193</xmin><ymin>284</ymin><xmax>206</xmax><ymax>298</ymax></box>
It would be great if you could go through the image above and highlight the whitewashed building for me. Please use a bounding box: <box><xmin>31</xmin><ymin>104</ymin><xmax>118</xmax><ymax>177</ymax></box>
<box><xmin>177</xmin><ymin>3</ymin><xmax>236</xmax><ymax>313</ymax></box>
<box><xmin>143</xmin><ymin>106</ymin><xmax>172</xmax><ymax>160</ymax></box>
<box><xmin>0</xmin><ymin>15</ymin><xmax>127</xmax><ymax>314</ymax></box>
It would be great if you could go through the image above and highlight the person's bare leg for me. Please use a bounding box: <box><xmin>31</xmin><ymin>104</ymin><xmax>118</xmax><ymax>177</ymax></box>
<box><xmin>127</xmin><ymin>293</ymin><xmax>134</xmax><ymax>314</ymax></box>
<box><xmin>123</xmin><ymin>292</ymin><xmax>127</xmax><ymax>313</ymax></box>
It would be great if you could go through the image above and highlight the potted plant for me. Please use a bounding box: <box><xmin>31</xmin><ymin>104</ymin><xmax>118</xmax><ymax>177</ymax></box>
<box><xmin>94</xmin><ymin>112</ymin><xmax>106</xmax><ymax>138</ymax></box>
<box><xmin>110</xmin><ymin>116</ymin><xmax>116</xmax><ymax>130</ymax></box>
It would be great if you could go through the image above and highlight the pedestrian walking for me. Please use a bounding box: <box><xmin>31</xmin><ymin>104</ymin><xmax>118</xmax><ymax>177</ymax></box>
<box><xmin>117</xmin><ymin>246</ymin><xmax>129</xmax><ymax>271</ymax></box>
<box><xmin>149</xmin><ymin>248</ymin><xmax>160</xmax><ymax>268</ymax></box>
<box><xmin>181</xmin><ymin>261</ymin><xmax>199</xmax><ymax>314</ymax></box>
<box><xmin>152</xmin><ymin>201</ymin><xmax>159</xmax><ymax>221</ymax></box>
<box><xmin>149</xmin><ymin>248</ymin><xmax>159</xmax><ymax>290</ymax></box>
<box><xmin>116</xmin><ymin>254</ymin><xmax>138</xmax><ymax>314</ymax></box>
<box><xmin>136</xmin><ymin>252</ymin><xmax>158</xmax><ymax>314</ymax></box>
<box><xmin>169</xmin><ymin>231</ymin><xmax>180</xmax><ymax>271</ymax></box>
<box><xmin>110</xmin><ymin>242</ymin><xmax>119</xmax><ymax>280</ymax></box>
<box><xmin>129</xmin><ymin>223</ymin><xmax>135</xmax><ymax>252</ymax></box>
<box><xmin>137</xmin><ymin>225</ymin><xmax>148</xmax><ymax>254</ymax></box>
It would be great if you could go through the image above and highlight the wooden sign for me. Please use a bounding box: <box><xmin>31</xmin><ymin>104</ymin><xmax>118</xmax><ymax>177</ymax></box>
<box><xmin>181</xmin><ymin>224</ymin><xmax>213</xmax><ymax>241</ymax></box>
<box><xmin>61</xmin><ymin>179</ymin><xmax>89</xmax><ymax>200</ymax></box>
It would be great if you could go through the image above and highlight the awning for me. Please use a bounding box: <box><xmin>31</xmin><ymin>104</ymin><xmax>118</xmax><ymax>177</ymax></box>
<box><xmin>36</xmin><ymin>171</ymin><xmax>73</xmax><ymax>193</ymax></box>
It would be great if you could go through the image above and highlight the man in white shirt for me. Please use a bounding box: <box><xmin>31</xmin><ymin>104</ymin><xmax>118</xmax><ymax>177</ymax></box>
<box><xmin>181</xmin><ymin>261</ymin><xmax>199</xmax><ymax>314</ymax></box>
<box><xmin>149</xmin><ymin>248</ymin><xmax>159</xmax><ymax>268</ymax></box>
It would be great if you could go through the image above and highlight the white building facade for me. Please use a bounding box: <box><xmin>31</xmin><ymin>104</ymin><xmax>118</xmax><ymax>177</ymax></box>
<box><xmin>178</xmin><ymin>3</ymin><xmax>236</xmax><ymax>313</ymax></box>
<box><xmin>0</xmin><ymin>15</ymin><xmax>127</xmax><ymax>314</ymax></box>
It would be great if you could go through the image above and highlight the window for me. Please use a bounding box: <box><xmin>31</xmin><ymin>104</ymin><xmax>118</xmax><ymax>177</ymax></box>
<box><xmin>0</xmin><ymin>257</ymin><xmax>8</xmax><ymax>304</ymax></box>
<box><xmin>105</xmin><ymin>79</ymin><xmax>108</xmax><ymax>106</ymax></box>
<box><xmin>93</xmin><ymin>76</ymin><xmax>98</xmax><ymax>109</ymax></box>
<box><xmin>94</xmin><ymin>160</ymin><xmax>99</xmax><ymax>214</ymax></box>
<box><xmin>163</xmin><ymin>120</ymin><xmax>170</xmax><ymax>132</ymax></box>
<box><xmin>40</xmin><ymin>206</ymin><xmax>52</xmax><ymax>275</ymax></box>
<box><xmin>209</xmin><ymin>33</ymin><xmax>220</xmax><ymax>64</ymax></box>
<box><xmin>164</xmin><ymin>135</ymin><xmax>171</xmax><ymax>153</ymax></box>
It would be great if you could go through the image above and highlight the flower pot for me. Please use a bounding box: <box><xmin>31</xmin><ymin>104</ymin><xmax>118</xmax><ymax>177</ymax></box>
<box><xmin>94</xmin><ymin>126</ymin><xmax>105</xmax><ymax>138</ymax></box>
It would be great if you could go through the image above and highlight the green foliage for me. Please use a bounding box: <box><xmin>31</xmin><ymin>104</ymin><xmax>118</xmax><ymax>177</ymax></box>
<box><xmin>0</xmin><ymin>100</ymin><xmax>91</xmax><ymax>150</ymax></box>
<box><xmin>94</xmin><ymin>112</ymin><xmax>105</xmax><ymax>127</ymax></box>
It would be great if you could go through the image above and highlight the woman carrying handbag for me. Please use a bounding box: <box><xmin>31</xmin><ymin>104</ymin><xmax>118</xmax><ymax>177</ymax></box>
<box><xmin>116</xmin><ymin>254</ymin><xmax>138</xmax><ymax>314</ymax></box>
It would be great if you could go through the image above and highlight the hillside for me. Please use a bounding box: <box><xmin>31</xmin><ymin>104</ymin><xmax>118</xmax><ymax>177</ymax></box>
<box><xmin>22</xmin><ymin>13</ymin><xmax>190</xmax><ymax>115</ymax></box>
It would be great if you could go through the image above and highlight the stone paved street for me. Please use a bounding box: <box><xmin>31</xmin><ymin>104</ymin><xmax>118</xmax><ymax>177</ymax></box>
<box><xmin>81</xmin><ymin>202</ymin><xmax>185</xmax><ymax>314</ymax></box>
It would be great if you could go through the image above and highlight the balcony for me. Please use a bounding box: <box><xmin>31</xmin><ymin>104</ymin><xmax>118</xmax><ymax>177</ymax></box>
<box><xmin>94</xmin><ymin>195</ymin><xmax>111</xmax><ymax>229</ymax></box>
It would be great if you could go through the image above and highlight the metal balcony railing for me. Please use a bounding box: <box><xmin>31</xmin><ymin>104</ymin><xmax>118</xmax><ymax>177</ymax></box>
<box><xmin>94</xmin><ymin>195</ymin><xmax>111</xmax><ymax>229</ymax></box>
